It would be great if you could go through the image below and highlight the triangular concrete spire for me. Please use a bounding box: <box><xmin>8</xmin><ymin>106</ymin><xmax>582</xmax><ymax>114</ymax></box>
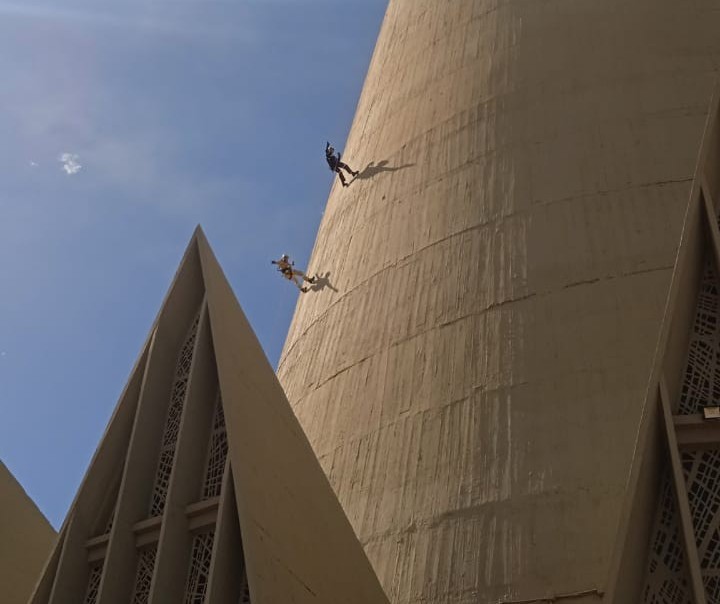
<box><xmin>0</xmin><ymin>461</ymin><xmax>56</xmax><ymax>604</ymax></box>
<box><xmin>605</xmin><ymin>90</ymin><xmax>720</xmax><ymax>603</ymax></box>
<box><xmin>29</xmin><ymin>228</ymin><xmax>389</xmax><ymax>604</ymax></box>
<box><xmin>197</xmin><ymin>229</ymin><xmax>390</xmax><ymax>603</ymax></box>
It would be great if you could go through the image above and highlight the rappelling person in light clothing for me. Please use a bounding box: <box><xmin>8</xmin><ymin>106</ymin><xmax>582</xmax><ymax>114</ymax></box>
<box><xmin>325</xmin><ymin>141</ymin><xmax>359</xmax><ymax>187</ymax></box>
<box><xmin>271</xmin><ymin>254</ymin><xmax>316</xmax><ymax>293</ymax></box>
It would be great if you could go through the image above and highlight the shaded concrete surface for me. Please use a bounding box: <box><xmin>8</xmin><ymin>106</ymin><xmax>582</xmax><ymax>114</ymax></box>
<box><xmin>277</xmin><ymin>1</ymin><xmax>720</xmax><ymax>602</ymax></box>
<box><xmin>197</xmin><ymin>230</ymin><xmax>391</xmax><ymax>604</ymax></box>
<box><xmin>0</xmin><ymin>461</ymin><xmax>56</xmax><ymax>604</ymax></box>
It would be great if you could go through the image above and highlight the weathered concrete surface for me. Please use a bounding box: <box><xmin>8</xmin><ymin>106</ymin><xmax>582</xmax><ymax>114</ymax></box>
<box><xmin>0</xmin><ymin>461</ymin><xmax>56</xmax><ymax>604</ymax></box>
<box><xmin>277</xmin><ymin>1</ymin><xmax>720</xmax><ymax>602</ymax></box>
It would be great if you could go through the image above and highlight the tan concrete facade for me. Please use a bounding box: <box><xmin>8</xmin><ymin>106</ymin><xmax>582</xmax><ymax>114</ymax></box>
<box><xmin>277</xmin><ymin>2</ymin><xmax>720</xmax><ymax>602</ymax></box>
<box><xmin>0</xmin><ymin>462</ymin><xmax>56</xmax><ymax>604</ymax></box>
<box><xmin>610</xmin><ymin>93</ymin><xmax>720</xmax><ymax>603</ymax></box>
<box><xmin>28</xmin><ymin>230</ymin><xmax>388</xmax><ymax>604</ymax></box>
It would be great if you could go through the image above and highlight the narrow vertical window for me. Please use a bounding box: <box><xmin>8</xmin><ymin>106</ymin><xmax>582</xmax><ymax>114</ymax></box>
<box><xmin>131</xmin><ymin>546</ymin><xmax>157</xmax><ymax>604</ymax></box>
<box><xmin>149</xmin><ymin>314</ymin><xmax>200</xmax><ymax>516</ymax></box>
<box><xmin>644</xmin><ymin>238</ymin><xmax>720</xmax><ymax>600</ymax></box>
<box><xmin>83</xmin><ymin>564</ymin><xmax>103</xmax><ymax>604</ymax></box>
<box><xmin>184</xmin><ymin>531</ymin><xmax>215</xmax><ymax>603</ymax></box>
<box><xmin>202</xmin><ymin>395</ymin><xmax>228</xmax><ymax>500</ymax></box>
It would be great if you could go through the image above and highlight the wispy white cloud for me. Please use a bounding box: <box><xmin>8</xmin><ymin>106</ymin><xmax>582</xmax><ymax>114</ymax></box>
<box><xmin>59</xmin><ymin>152</ymin><xmax>82</xmax><ymax>175</ymax></box>
<box><xmin>0</xmin><ymin>1</ymin><xmax>259</xmax><ymax>41</ymax></box>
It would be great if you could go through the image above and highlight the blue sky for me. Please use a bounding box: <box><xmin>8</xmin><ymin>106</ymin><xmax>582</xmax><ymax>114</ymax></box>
<box><xmin>0</xmin><ymin>0</ymin><xmax>387</xmax><ymax>529</ymax></box>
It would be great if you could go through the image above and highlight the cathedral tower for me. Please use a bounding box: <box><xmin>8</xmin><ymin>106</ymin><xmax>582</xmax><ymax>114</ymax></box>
<box><xmin>277</xmin><ymin>1</ymin><xmax>720</xmax><ymax>601</ymax></box>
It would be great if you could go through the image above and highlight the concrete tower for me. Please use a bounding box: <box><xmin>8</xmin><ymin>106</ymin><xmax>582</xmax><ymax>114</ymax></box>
<box><xmin>277</xmin><ymin>1</ymin><xmax>720</xmax><ymax>602</ymax></box>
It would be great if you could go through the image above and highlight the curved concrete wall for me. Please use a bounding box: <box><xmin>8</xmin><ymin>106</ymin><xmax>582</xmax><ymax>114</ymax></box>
<box><xmin>278</xmin><ymin>1</ymin><xmax>720</xmax><ymax>601</ymax></box>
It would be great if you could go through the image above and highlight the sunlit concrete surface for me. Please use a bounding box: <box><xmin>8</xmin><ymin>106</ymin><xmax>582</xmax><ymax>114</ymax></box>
<box><xmin>277</xmin><ymin>1</ymin><xmax>720</xmax><ymax>601</ymax></box>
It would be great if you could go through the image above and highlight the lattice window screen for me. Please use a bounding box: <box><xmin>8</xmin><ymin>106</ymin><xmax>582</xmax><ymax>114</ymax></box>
<box><xmin>683</xmin><ymin>449</ymin><xmax>720</xmax><ymax>597</ymax></box>
<box><xmin>131</xmin><ymin>547</ymin><xmax>157</xmax><ymax>604</ymax></box>
<box><xmin>202</xmin><ymin>395</ymin><xmax>228</xmax><ymax>500</ymax></box>
<box><xmin>83</xmin><ymin>564</ymin><xmax>103</xmax><ymax>604</ymax></box>
<box><xmin>679</xmin><ymin>260</ymin><xmax>720</xmax><ymax>415</ymax></box>
<box><xmin>643</xmin><ymin>249</ymin><xmax>720</xmax><ymax>601</ymax></box>
<box><xmin>184</xmin><ymin>531</ymin><xmax>215</xmax><ymax>604</ymax></box>
<box><xmin>149</xmin><ymin>314</ymin><xmax>200</xmax><ymax>516</ymax></box>
<box><xmin>705</xmin><ymin>574</ymin><xmax>720</xmax><ymax>602</ymax></box>
<box><xmin>642</xmin><ymin>476</ymin><xmax>691</xmax><ymax>603</ymax></box>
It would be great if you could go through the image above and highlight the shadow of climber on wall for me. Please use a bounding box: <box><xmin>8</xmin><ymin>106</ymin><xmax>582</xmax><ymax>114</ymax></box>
<box><xmin>354</xmin><ymin>159</ymin><xmax>415</xmax><ymax>181</ymax></box>
<box><xmin>308</xmin><ymin>272</ymin><xmax>339</xmax><ymax>293</ymax></box>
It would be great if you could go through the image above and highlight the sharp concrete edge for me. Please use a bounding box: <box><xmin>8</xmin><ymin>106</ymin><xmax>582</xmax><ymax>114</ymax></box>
<box><xmin>195</xmin><ymin>227</ymin><xmax>391</xmax><ymax>604</ymax></box>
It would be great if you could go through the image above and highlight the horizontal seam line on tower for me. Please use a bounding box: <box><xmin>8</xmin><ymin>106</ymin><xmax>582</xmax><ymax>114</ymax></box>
<box><xmin>326</xmin><ymin>136</ymin><xmax>693</xmax><ymax>231</ymax></box>
<box><xmin>296</xmin><ymin>326</ymin><xmax>651</xmax><ymax>453</ymax></box>
<box><xmin>282</xmin><ymin>174</ymin><xmax>691</xmax><ymax>366</ymax></box>
<box><xmin>497</xmin><ymin>588</ymin><xmax>604</xmax><ymax>603</ymax></box>
<box><xmin>304</xmin><ymin>384</ymin><xmax>522</xmax><ymax>461</ymax></box>
<box><xmin>332</xmin><ymin>78</ymin><xmax>698</xmax><ymax>225</ymax></box>
<box><xmin>352</xmin><ymin>487</ymin><xmax>622</xmax><ymax>546</ymax></box>
<box><xmin>279</xmin><ymin>258</ymin><xmax>676</xmax><ymax>374</ymax></box>
<box><xmin>350</xmin><ymin>66</ymin><xmax>706</xmax><ymax>178</ymax></box>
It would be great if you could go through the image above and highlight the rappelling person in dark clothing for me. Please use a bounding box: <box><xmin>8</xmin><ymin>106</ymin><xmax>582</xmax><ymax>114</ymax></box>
<box><xmin>271</xmin><ymin>254</ymin><xmax>316</xmax><ymax>293</ymax></box>
<box><xmin>325</xmin><ymin>141</ymin><xmax>359</xmax><ymax>187</ymax></box>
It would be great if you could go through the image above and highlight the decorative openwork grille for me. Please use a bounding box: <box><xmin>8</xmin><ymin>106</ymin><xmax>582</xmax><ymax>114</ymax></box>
<box><xmin>684</xmin><ymin>449</ymin><xmax>720</xmax><ymax>597</ymax></box>
<box><xmin>642</xmin><ymin>476</ymin><xmax>690</xmax><ymax>603</ymax></box>
<box><xmin>83</xmin><ymin>564</ymin><xmax>103</xmax><ymax>604</ymax></box>
<box><xmin>202</xmin><ymin>395</ymin><xmax>228</xmax><ymax>500</ymax></box>
<box><xmin>131</xmin><ymin>547</ymin><xmax>157</xmax><ymax>604</ymax></box>
<box><xmin>679</xmin><ymin>260</ymin><xmax>720</xmax><ymax>415</ymax></box>
<box><xmin>184</xmin><ymin>531</ymin><xmax>215</xmax><ymax>604</ymax></box>
<box><xmin>149</xmin><ymin>314</ymin><xmax>200</xmax><ymax>516</ymax></box>
<box><xmin>643</xmin><ymin>253</ymin><xmax>720</xmax><ymax>601</ymax></box>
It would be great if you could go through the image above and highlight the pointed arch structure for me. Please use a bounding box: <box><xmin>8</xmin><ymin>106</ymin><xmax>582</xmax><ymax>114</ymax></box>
<box><xmin>608</xmin><ymin>89</ymin><xmax>720</xmax><ymax>603</ymax></box>
<box><xmin>28</xmin><ymin>228</ymin><xmax>390</xmax><ymax>604</ymax></box>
